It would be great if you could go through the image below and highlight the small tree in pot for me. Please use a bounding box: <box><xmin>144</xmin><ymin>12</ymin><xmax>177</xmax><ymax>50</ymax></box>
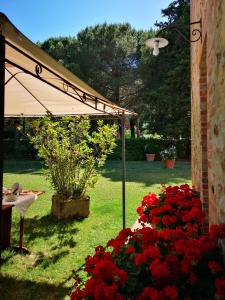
<box><xmin>29</xmin><ymin>116</ymin><xmax>116</xmax><ymax>219</ymax></box>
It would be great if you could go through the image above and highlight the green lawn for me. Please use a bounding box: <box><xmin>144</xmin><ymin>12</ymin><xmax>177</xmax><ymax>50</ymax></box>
<box><xmin>1</xmin><ymin>160</ymin><xmax>191</xmax><ymax>300</ymax></box>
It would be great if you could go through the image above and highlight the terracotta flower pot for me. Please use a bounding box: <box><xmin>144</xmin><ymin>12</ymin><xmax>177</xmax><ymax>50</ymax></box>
<box><xmin>164</xmin><ymin>159</ymin><xmax>175</xmax><ymax>169</ymax></box>
<box><xmin>52</xmin><ymin>194</ymin><xmax>90</xmax><ymax>219</ymax></box>
<box><xmin>146</xmin><ymin>153</ymin><xmax>156</xmax><ymax>161</ymax></box>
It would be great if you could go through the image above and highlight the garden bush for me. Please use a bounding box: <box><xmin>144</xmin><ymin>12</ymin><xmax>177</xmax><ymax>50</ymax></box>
<box><xmin>108</xmin><ymin>138</ymin><xmax>190</xmax><ymax>161</ymax></box>
<box><xmin>28</xmin><ymin>116</ymin><xmax>116</xmax><ymax>199</ymax></box>
<box><xmin>71</xmin><ymin>185</ymin><xmax>225</xmax><ymax>300</ymax></box>
<box><xmin>137</xmin><ymin>184</ymin><xmax>204</xmax><ymax>234</ymax></box>
<box><xmin>3</xmin><ymin>138</ymin><xmax>37</xmax><ymax>159</ymax></box>
<box><xmin>4</xmin><ymin>136</ymin><xmax>190</xmax><ymax>161</ymax></box>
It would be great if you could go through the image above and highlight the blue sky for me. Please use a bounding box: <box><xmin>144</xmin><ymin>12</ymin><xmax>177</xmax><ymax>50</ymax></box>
<box><xmin>1</xmin><ymin>0</ymin><xmax>172</xmax><ymax>42</ymax></box>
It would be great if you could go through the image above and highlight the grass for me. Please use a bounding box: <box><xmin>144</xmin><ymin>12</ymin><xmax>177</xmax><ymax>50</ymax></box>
<box><xmin>1</xmin><ymin>160</ymin><xmax>191</xmax><ymax>300</ymax></box>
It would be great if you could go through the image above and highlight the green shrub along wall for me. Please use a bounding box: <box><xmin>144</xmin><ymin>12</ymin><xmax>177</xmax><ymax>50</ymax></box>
<box><xmin>4</xmin><ymin>137</ymin><xmax>191</xmax><ymax>161</ymax></box>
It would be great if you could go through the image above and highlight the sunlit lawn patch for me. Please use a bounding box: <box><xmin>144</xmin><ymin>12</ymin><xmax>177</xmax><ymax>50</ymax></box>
<box><xmin>1</xmin><ymin>160</ymin><xmax>191</xmax><ymax>300</ymax></box>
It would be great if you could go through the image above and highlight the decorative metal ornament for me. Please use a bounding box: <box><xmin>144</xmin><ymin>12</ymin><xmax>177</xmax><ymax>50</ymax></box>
<box><xmin>4</xmin><ymin>70</ymin><xmax>24</xmax><ymax>85</ymax></box>
<box><xmin>190</xmin><ymin>19</ymin><xmax>202</xmax><ymax>43</ymax></box>
<box><xmin>147</xmin><ymin>19</ymin><xmax>202</xmax><ymax>55</ymax></box>
<box><xmin>35</xmin><ymin>64</ymin><xmax>42</xmax><ymax>77</ymax></box>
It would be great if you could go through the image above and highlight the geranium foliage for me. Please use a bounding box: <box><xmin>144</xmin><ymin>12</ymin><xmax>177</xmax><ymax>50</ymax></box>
<box><xmin>71</xmin><ymin>185</ymin><xmax>225</xmax><ymax>300</ymax></box>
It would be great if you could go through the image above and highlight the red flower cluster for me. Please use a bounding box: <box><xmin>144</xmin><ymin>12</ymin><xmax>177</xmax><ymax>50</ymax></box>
<box><xmin>71</xmin><ymin>245</ymin><xmax>127</xmax><ymax>300</ymax></box>
<box><xmin>71</xmin><ymin>185</ymin><xmax>225</xmax><ymax>300</ymax></box>
<box><xmin>136</xmin><ymin>285</ymin><xmax>178</xmax><ymax>300</ymax></box>
<box><xmin>137</xmin><ymin>184</ymin><xmax>204</xmax><ymax>235</ymax></box>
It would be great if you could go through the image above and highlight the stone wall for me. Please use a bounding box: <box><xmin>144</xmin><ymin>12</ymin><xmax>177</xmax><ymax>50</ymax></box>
<box><xmin>191</xmin><ymin>0</ymin><xmax>225</xmax><ymax>224</ymax></box>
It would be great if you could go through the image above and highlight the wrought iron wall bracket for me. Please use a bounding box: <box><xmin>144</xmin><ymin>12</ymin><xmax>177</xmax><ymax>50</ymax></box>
<box><xmin>190</xmin><ymin>18</ymin><xmax>202</xmax><ymax>43</ymax></box>
<box><xmin>156</xmin><ymin>18</ymin><xmax>202</xmax><ymax>44</ymax></box>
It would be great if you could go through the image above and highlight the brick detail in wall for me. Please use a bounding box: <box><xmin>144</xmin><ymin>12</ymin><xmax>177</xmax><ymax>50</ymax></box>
<box><xmin>191</xmin><ymin>0</ymin><xmax>225</xmax><ymax>225</ymax></box>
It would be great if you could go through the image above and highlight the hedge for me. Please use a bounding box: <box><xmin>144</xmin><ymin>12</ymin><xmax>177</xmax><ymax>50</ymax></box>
<box><xmin>4</xmin><ymin>137</ymin><xmax>190</xmax><ymax>161</ymax></box>
<box><xmin>108</xmin><ymin>137</ymin><xmax>191</xmax><ymax>161</ymax></box>
<box><xmin>4</xmin><ymin>138</ymin><xmax>37</xmax><ymax>160</ymax></box>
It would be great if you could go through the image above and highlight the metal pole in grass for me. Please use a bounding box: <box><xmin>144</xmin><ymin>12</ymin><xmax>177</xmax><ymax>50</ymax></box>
<box><xmin>121</xmin><ymin>113</ymin><xmax>126</xmax><ymax>229</ymax></box>
<box><xmin>0</xmin><ymin>34</ymin><xmax>5</xmax><ymax>259</ymax></box>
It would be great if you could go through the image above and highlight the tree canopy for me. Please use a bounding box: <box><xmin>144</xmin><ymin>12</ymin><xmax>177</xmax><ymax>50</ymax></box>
<box><xmin>39</xmin><ymin>0</ymin><xmax>190</xmax><ymax>140</ymax></box>
<box><xmin>138</xmin><ymin>0</ymin><xmax>190</xmax><ymax>139</ymax></box>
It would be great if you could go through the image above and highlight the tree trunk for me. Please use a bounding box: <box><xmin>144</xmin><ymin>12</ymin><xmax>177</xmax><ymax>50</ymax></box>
<box><xmin>136</xmin><ymin>118</ymin><xmax>141</xmax><ymax>137</ymax></box>
<box><xmin>130</xmin><ymin>118</ymin><xmax>135</xmax><ymax>139</ymax></box>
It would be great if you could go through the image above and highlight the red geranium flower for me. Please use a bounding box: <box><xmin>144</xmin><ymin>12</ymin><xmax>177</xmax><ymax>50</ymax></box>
<box><xmin>71</xmin><ymin>185</ymin><xmax>225</xmax><ymax>300</ymax></box>
<box><xmin>149</xmin><ymin>259</ymin><xmax>169</xmax><ymax>279</ymax></box>
<box><xmin>125</xmin><ymin>246</ymin><xmax>135</xmax><ymax>254</ymax></box>
<box><xmin>136</xmin><ymin>287</ymin><xmax>161</xmax><ymax>300</ymax></box>
<box><xmin>208</xmin><ymin>261</ymin><xmax>223</xmax><ymax>274</ymax></box>
<box><xmin>215</xmin><ymin>276</ymin><xmax>225</xmax><ymax>298</ymax></box>
<box><xmin>163</xmin><ymin>285</ymin><xmax>178</xmax><ymax>300</ymax></box>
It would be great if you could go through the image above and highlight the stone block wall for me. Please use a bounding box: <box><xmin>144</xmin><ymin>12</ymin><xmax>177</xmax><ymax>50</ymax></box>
<box><xmin>191</xmin><ymin>0</ymin><xmax>225</xmax><ymax>225</ymax></box>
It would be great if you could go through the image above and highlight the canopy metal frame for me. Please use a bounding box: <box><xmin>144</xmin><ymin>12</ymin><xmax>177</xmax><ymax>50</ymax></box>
<box><xmin>4</xmin><ymin>39</ymin><xmax>126</xmax><ymax>117</ymax></box>
<box><xmin>0</xmin><ymin>26</ymin><xmax>131</xmax><ymax>256</ymax></box>
<box><xmin>0</xmin><ymin>35</ymin><xmax>5</xmax><ymax>257</ymax></box>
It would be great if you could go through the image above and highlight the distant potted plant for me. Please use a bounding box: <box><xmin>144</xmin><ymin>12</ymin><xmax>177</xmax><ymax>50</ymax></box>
<box><xmin>29</xmin><ymin>116</ymin><xmax>116</xmax><ymax>219</ymax></box>
<box><xmin>160</xmin><ymin>146</ymin><xmax>177</xmax><ymax>169</ymax></box>
<box><xmin>144</xmin><ymin>144</ymin><xmax>156</xmax><ymax>161</ymax></box>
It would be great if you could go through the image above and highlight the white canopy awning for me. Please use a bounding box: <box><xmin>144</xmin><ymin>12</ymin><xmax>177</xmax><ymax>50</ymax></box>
<box><xmin>0</xmin><ymin>13</ymin><xmax>135</xmax><ymax>117</ymax></box>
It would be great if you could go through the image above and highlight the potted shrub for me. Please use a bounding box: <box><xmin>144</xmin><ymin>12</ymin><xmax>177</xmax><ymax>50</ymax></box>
<box><xmin>144</xmin><ymin>144</ymin><xmax>156</xmax><ymax>161</ymax></box>
<box><xmin>160</xmin><ymin>145</ymin><xmax>176</xmax><ymax>168</ymax></box>
<box><xmin>29</xmin><ymin>116</ymin><xmax>116</xmax><ymax>219</ymax></box>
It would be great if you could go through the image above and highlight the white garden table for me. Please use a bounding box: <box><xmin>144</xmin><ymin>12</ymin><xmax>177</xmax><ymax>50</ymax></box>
<box><xmin>3</xmin><ymin>194</ymin><xmax>37</xmax><ymax>216</ymax></box>
<box><xmin>2</xmin><ymin>191</ymin><xmax>43</xmax><ymax>253</ymax></box>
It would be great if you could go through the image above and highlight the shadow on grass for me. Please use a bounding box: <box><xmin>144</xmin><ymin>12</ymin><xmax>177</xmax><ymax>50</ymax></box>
<box><xmin>0</xmin><ymin>249</ymin><xmax>16</xmax><ymax>264</ymax></box>
<box><xmin>0</xmin><ymin>274</ymin><xmax>70</xmax><ymax>300</ymax></box>
<box><xmin>10</xmin><ymin>214</ymin><xmax>80</xmax><ymax>270</ymax></box>
<box><xmin>20</xmin><ymin>214</ymin><xmax>79</xmax><ymax>248</ymax></box>
<box><xmin>100</xmin><ymin>161</ymin><xmax>191</xmax><ymax>186</ymax></box>
<box><xmin>33</xmin><ymin>249</ymin><xmax>70</xmax><ymax>268</ymax></box>
<box><xmin>4</xmin><ymin>160</ymin><xmax>191</xmax><ymax>186</ymax></box>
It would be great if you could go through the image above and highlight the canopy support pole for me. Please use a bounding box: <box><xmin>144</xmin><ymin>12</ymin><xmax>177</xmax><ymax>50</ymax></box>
<box><xmin>0</xmin><ymin>34</ymin><xmax>5</xmax><ymax>258</ymax></box>
<box><xmin>121</xmin><ymin>113</ymin><xmax>126</xmax><ymax>229</ymax></box>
